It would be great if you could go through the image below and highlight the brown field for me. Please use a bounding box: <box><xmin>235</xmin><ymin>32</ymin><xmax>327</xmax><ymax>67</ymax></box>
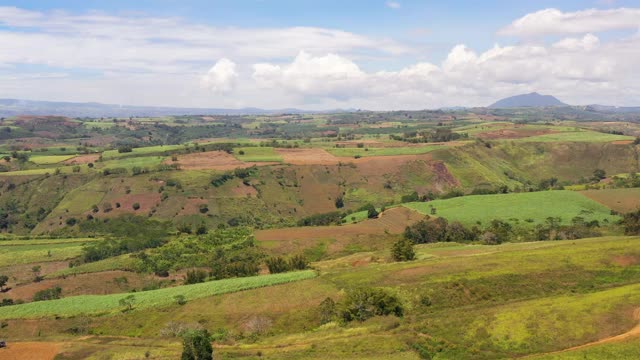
<box><xmin>0</xmin><ymin>261</ymin><xmax>68</xmax><ymax>284</ymax></box>
<box><xmin>0</xmin><ymin>342</ymin><xmax>60</xmax><ymax>360</ymax></box>
<box><xmin>255</xmin><ymin>207</ymin><xmax>424</xmax><ymax>255</ymax></box>
<box><xmin>580</xmin><ymin>188</ymin><xmax>640</xmax><ymax>213</ymax></box>
<box><xmin>63</xmin><ymin>154</ymin><xmax>100</xmax><ymax>165</ymax></box>
<box><xmin>0</xmin><ymin>271</ymin><xmax>159</xmax><ymax>302</ymax></box>
<box><xmin>276</xmin><ymin>148</ymin><xmax>340</xmax><ymax>165</ymax></box>
<box><xmin>168</xmin><ymin>151</ymin><xmax>276</xmax><ymax>170</ymax></box>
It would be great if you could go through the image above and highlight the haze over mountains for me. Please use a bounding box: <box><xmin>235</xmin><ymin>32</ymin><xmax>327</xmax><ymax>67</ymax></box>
<box><xmin>0</xmin><ymin>95</ymin><xmax>639</xmax><ymax>118</ymax></box>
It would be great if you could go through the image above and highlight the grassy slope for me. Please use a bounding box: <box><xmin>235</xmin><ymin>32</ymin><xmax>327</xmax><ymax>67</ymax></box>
<box><xmin>403</xmin><ymin>190</ymin><xmax>618</xmax><ymax>226</ymax></box>
<box><xmin>0</xmin><ymin>270</ymin><xmax>316</xmax><ymax>319</ymax></box>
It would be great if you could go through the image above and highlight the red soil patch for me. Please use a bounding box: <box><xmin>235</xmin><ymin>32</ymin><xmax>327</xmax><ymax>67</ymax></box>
<box><xmin>0</xmin><ymin>342</ymin><xmax>60</xmax><ymax>360</ymax></box>
<box><xmin>0</xmin><ymin>261</ymin><xmax>68</xmax><ymax>284</ymax></box>
<box><xmin>611</xmin><ymin>255</ymin><xmax>640</xmax><ymax>267</ymax></box>
<box><xmin>580</xmin><ymin>189</ymin><xmax>640</xmax><ymax>213</ymax></box>
<box><xmin>430</xmin><ymin>161</ymin><xmax>460</xmax><ymax>187</ymax></box>
<box><xmin>276</xmin><ymin>148</ymin><xmax>341</xmax><ymax>165</ymax></box>
<box><xmin>476</xmin><ymin>128</ymin><xmax>558</xmax><ymax>140</ymax></box>
<box><xmin>63</xmin><ymin>154</ymin><xmax>100</xmax><ymax>165</ymax></box>
<box><xmin>167</xmin><ymin>151</ymin><xmax>277</xmax><ymax>171</ymax></box>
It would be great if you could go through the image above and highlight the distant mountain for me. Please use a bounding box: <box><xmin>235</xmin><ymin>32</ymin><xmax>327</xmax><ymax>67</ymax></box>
<box><xmin>0</xmin><ymin>98</ymin><xmax>347</xmax><ymax>117</ymax></box>
<box><xmin>583</xmin><ymin>104</ymin><xmax>640</xmax><ymax>114</ymax></box>
<box><xmin>489</xmin><ymin>92</ymin><xmax>567</xmax><ymax>108</ymax></box>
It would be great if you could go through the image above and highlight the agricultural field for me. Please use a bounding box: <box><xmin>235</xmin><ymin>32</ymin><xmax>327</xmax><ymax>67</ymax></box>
<box><xmin>403</xmin><ymin>190</ymin><xmax>618</xmax><ymax>227</ymax></box>
<box><xmin>0</xmin><ymin>108</ymin><xmax>640</xmax><ymax>359</ymax></box>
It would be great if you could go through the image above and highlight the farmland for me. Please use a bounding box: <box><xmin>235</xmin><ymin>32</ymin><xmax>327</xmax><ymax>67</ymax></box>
<box><xmin>403</xmin><ymin>190</ymin><xmax>619</xmax><ymax>226</ymax></box>
<box><xmin>1</xmin><ymin>109</ymin><xmax>640</xmax><ymax>359</ymax></box>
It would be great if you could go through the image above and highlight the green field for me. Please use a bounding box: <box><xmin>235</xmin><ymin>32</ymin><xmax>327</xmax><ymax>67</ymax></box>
<box><xmin>403</xmin><ymin>190</ymin><xmax>618</xmax><ymax>226</ymax></box>
<box><xmin>0</xmin><ymin>240</ymin><xmax>98</xmax><ymax>265</ymax></box>
<box><xmin>234</xmin><ymin>146</ymin><xmax>283</xmax><ymax>162</ymax></box>
<box><xmin>0</xmin><ymin>270</ymin><xmax>316</xmax><ymax>319</ymax></box>
<box><xmin>102</xmin><ymin>144</ymin><xmax>187</xmax><ymax>159</ymax></box>
<box><xmin>517</xmin><ymin>130</ymin><xmax>634</xmax><ymax>143</ymax></box>
<box><xmin>326</xmin><ymin>145</ymin><xmax>444</xmax><ymax>157</ymax></box>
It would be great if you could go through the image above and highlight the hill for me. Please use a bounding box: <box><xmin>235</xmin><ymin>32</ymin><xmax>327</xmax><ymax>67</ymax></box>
<box><xmin>489</xmin><ymin>92</ymin><xmax>567</xmax><ymax>108</ymax></box>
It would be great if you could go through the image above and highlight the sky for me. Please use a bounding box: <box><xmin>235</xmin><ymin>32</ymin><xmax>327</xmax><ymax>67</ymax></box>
<box><xmin>0</xmin><ymin>0</ymin><xmax>639</xmax><ymax>110</ymax></box>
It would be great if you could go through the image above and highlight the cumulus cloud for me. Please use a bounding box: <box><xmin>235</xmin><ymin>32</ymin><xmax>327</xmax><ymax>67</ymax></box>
<box><xmin>247</xmin><ymin>31</ymin><xmax>639</xmax><ymax>108</ymax></box>
<box><xmin>200</xmin><ymin>59</ymin><xmax>238</xmax><ymax>94</ymax></box>
<box><xmin>499</xmin><ymin>7</ymin><xmax>640</xmax><ymax>37</ymax></box>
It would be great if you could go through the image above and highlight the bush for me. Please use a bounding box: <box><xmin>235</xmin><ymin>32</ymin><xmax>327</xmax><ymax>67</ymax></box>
<box><xmin>132</xmin><ymin>203</ymin><xmax>141</xmax><ymax>210</ymax></box>
<box><xmin>184</xmin><ymin>269</ymin><xmax>208</xmax><ymax>285</ymax></box>
<box><xmin>266</xmin><ymin>256</ymin><xmax>289</xmax><ymax>274</ymax></box>
<box><xmin>392</xmin><ymin>238</ymin><xmax>415</xmax><ymax>261</ymax></box>
<box><xmin>339</xmin><ymin>287</ymin><xmax>403</xmax><ymax>322</ymax></box>
<box><xmin>318</xmin><ymin>297</ymin><xmax>337</xmax><ymax>324</ymax></box>
<box><xmin>33</xmin><ymin>286</ymin><xmax>62</xmax><ymax>301</ymax></box>
<box><xmin>181</xmin><ymin>329</ymin><xmax>213</xmax><ymax>360</ymax></box>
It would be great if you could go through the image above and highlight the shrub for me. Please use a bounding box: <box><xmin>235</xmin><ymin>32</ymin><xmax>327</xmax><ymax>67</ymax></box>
<box><xmin>181</xmin><ymin>329</ymin><xmax>213</xmax><ymax>360</ymax></box>
<box><xmin>318</xmin><ymin>297</ymin><xmax>337</xmax><ymax>324</ymax></box>
<box><xmin>33</xmin><ymin>287</ymin><xmax>62</xmax><ymax>301</ymax></box>
<box><xmin>391</xmin><ymin>238</ymin><xmax>415</xmax><ymax>261</ymax></box>
<box><xmin>266</xmin><ymin>256</ymin><xmax>289</xmax><ymax>274</ymax></box>
<box><xmin>339</xmin><ymin>288</ymin><xmax>403</xmax><ymax>322</ymax></box>
<box><xmin>184</xmin><ymin>269</ymin><xmax>208</xmax><ymax>285</ymax></box>
<box><xmin>132</xmin><ymin>203</ymin><xmax>141</xmax><ymax>210</ymax></box>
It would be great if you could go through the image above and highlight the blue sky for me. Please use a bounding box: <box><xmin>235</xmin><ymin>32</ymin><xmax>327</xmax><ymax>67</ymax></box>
<box><xmin>0</xmin><ymin>1</ymin><xmax>639</xmax><ymax>109</ymax></box>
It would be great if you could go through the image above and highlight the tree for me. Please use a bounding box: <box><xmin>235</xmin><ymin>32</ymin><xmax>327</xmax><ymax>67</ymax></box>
<box><xmin>593</xmin><ymin>169</ymin><xmax>607</xmax><ymax>181</ymax></box>
<box><xmin>0</xmin><ymin>275</ymin><xmax>8</xmax><ymax>291</ymax></box>
<box><xmin>318</xmin><ymin>297</ymin><xmax>337</xmax><ymax>324</ymax></box>
<box><xmin>391</xmin><ymin>238</ymin><xmax>415</xmax><ymax>261</ymax></box>
<box><xmin>622</xmin><ymin>210</ymin><xmax>640</xmax><ymax>235</ymax></box>
<box><xmin>119</xmin><ymin>294</ymin><xmax>136</xmax><ymax>312</ymax></box>
<box><xmin>334</xmin><ymin>195</ymin><xmax>344</xmax><ymax>209</ymax></box>
<box><xmin>266</xmin><ymin>256</ymin><xmax>289</xmax><ymax>274</ymax></box>
<box><xmin>181</xmin><ymin>329</ymin><xmax>213</xmax><ymax>360</ymax></box>
<box><xmin>132</xmin><ymin>203</ymin><xmax>141</xmax><ymax>211</ymax></box>
<box><xmin>339</xmin><ymin>287</ymin><xmax>403</xmax><ymax>323</ymax></box>
<box><xmin>31</xmin><ymin>265</ymin><xmax>42</xmax><ymax>282</ymax></box>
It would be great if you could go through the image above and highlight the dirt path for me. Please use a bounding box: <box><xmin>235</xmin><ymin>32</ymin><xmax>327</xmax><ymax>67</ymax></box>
<box><xmin>0</xmin><ymin>341</ymin><xmax>61</xmax><ymax>360</ymax></box>
<box><xmin>525</xmin><ymin>307</ymin><xmax>640</xmax><ymax>358</ymax></box>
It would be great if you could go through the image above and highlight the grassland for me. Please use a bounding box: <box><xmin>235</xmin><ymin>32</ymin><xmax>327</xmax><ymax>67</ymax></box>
<box><xmin>0</xmin><ymin>270</ymin><xmax>316</xmax><ymax>319</ymax></box>
<box><xmin>404</xmin><ymin>190</ymin><xmax>618</xmax><ymax>226</ymax></box>
<box><xmin>0</xmin><ymin>238</ymin><xmax>100</xmax><ymax>265</ymax></box>
<box><xmin>517</xmin><ymin>130</ymin><xmax>634</xmax><ymax>142</ymax></box>
<box><xmin>234</xmin><ymin>146</ymin><xmax>283</xmax><ymax>162</ymax></box>
<box><xmin>326</xmin><ymin>145</ymin><xmax>443</xmax><ymax>157</ymax></box>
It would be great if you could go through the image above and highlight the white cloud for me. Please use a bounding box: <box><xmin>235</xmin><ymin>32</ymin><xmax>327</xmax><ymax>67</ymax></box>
<box><xmin>499</xmin><ymin>7</ymin><xmax>640</xmax><ymax>37</ymax></box>
<box><xmin>0</xmin><ymin>6</ymin><xmax>409</xmax><ymax>74</ymax></box>
<box><xmin>386</xmin><ymin>2</ymin><xmax>401</xmax><ymax>9</ymax></box>
<box><xmin>200</xmin><ymin>58</ymin><xmax>238</xmax><ymax>94</ymax></box>
<box><xmin>246</xmin><ymin>31</ymin><xmax>639</xmax><ymax>108</ymax></box>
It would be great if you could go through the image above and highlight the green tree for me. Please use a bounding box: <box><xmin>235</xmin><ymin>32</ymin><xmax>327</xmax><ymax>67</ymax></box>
<box><xmin>339</xmin><ymin>287</ymin><xmax>403</xmax><ymax>323</ymax></box>
<box><xmin>181</xmin><ymin>329</ymin><xmax>213</xmax><ymax>360</ymax></box>
<box><xmin>119</xmin><ymin>294</ymin><xmax>136</xmax><ymax>311</ymax></box>
<box><xmin>0</xmin><ymin>275</ymin><xmax>8</xmax><ymax>291</ymax></box>
<box><xmin>391</xmin><ymin>238</ymin><xmax>415</xmax><ymax>261</ymax></box>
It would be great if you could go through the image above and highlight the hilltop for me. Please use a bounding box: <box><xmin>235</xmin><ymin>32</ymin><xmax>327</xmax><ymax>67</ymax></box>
<box><xmin>489</xmin><ymin>92</ymin><xmax>567</xmax><ymax>108</ymax></box>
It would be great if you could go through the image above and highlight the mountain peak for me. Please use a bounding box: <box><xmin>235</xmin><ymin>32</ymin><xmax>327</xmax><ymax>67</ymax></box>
<box><xmin>489</xmin><ymin>92</ymin><xmax>567</xmax><ymax>108</ymax></box>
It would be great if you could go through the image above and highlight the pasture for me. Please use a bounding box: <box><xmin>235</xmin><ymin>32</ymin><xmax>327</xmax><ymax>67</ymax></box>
<box><xmin>403</xmin><ymin>190</ymin><xmax>618</xmax><ymax>226</ymax></box>
<box><xmin>234</xmin><ymin>146</ymin><xmax>283</xmax><ymax>162</ymax></box>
